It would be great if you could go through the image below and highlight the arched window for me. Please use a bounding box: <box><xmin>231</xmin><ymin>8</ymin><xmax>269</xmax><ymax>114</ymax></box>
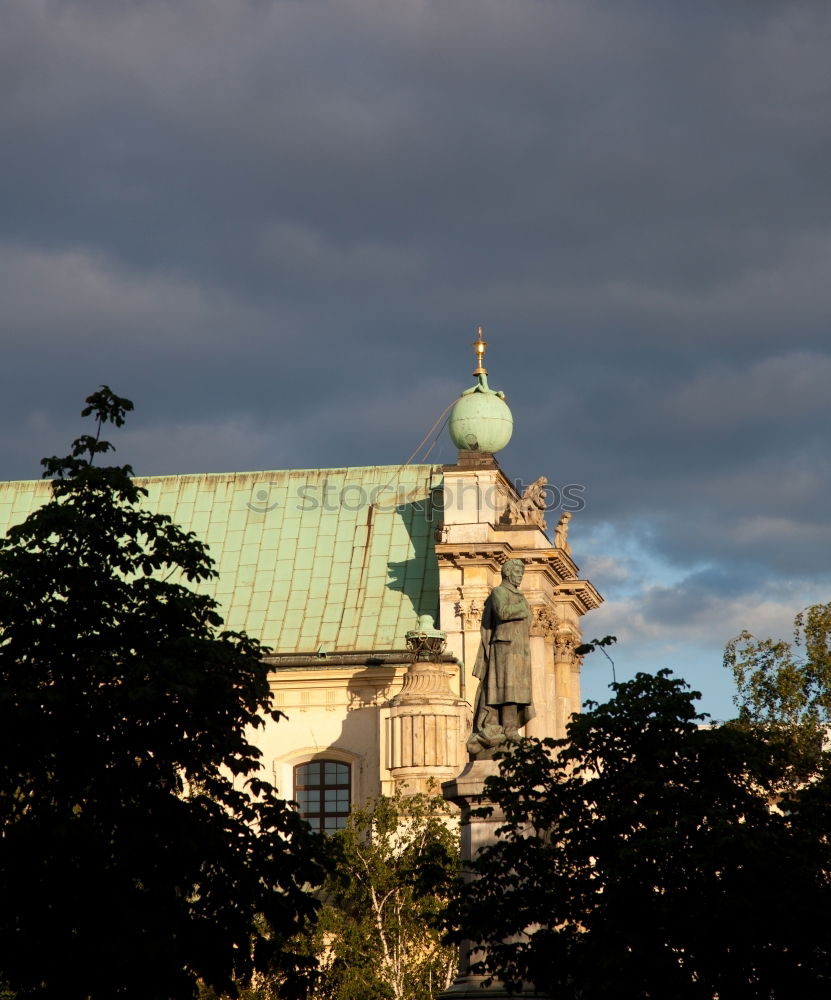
<box><xmin>293</xmin><ymin>760</ymin><xmax>351</xmax><ymax>832</ymax></box>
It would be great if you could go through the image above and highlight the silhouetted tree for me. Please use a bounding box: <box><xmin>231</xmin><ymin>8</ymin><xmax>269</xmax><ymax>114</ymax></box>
<box><xmin>0</xmin><ymin>388</ymin><xmax>326</xmax><ymax>1000</ymax></box>
<box><xmin>448</xmin><ymin>671</ymin><xmax>831</xmax><ymax>999</ymax></box>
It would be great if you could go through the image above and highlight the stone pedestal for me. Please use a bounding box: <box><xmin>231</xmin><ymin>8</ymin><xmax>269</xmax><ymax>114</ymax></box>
<box><xmin>440</xmin><ymin>761</ymin><xmax>550</xmax><ymax>999</ymax></box>
<box><xmin>387</xmin><ymin>659</ymin><xmax>469</xmax><ymax>794</ymax></box>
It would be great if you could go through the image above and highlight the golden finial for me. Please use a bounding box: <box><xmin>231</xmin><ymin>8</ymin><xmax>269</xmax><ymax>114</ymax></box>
<box><xmin>472</xmin><ymin>325</ymin><xmax>488</xmax><ymax>376</ymax></box>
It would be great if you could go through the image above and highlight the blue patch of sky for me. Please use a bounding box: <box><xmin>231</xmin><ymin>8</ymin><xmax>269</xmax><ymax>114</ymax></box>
<box><xmin>576</xmin><ymin>520</ymin><xmax>739</xmax><ymax>721</ymax></box>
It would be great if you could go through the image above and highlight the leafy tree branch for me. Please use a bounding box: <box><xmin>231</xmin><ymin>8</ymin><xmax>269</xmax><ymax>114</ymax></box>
<box><xmin>0</xmin><ymin>389</ymin><xmax>326</xmax><ymax>1000</ymax></box>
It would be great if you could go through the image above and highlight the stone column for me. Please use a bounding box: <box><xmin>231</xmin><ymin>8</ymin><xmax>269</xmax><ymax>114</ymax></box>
<box><xmin>524</xmin><ymin>605</ymin><xmax>558</xmax><ymax>739</ymax></box>
<box><xmin>553</xmin><ymin>630</ymin><xmax>577</xmax><ymax>739</ymax></box>
<box><xmin>570</xmin><ymin>651</ymin><xmax>583</xmax><ymax>721</ymax></box>
<box><xmin>523</xmin><ymin>636</ymin><xmax>548</xmax><ymax>740</ymax></box>
<box><xmin>440</xmin><ymin>761</ymin><xmax>550</xmax><ymax>999</ymax></box>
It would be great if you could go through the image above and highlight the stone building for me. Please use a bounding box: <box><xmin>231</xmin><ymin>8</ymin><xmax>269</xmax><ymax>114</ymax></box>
<box><xmin>0</xmin><ymin>335</ymin><xmax>601</xmax><ymax>828</ymax></box>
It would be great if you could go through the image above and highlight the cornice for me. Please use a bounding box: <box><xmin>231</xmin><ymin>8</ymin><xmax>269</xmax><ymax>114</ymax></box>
<box><xmin>435</xmin><ymin>541</ymin><xmax>513</xmax><ymax>568</ymax></box>
<box><xmin>264</xmin><ymin>650</ymin><xmax>459</xmax><ymax>670</ymax></box>
<box><xmin>550</xmin><ymin>580</ymin><xmax>604</xmax><ymax>612</ymax></box>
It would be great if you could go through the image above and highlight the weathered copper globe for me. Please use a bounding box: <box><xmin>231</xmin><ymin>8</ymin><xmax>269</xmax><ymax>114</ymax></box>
<box><xmin>449</xmin><ymin>388</ymin><xmax>513</xmax><ymax>453</ymax></box>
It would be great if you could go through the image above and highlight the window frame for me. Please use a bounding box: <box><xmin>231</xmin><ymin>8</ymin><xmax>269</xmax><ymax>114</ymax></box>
<box><xmin>293</xmin><ymin>759</ymin><xmax>351</xmax><ymax>832</ymax></box>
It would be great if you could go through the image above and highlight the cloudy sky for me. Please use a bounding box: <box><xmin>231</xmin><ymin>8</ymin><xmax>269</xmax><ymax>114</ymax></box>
<box><xmin>4</xmin><ymin>0</ymin><xmax>831</xmax><ymax>718</ymax></box>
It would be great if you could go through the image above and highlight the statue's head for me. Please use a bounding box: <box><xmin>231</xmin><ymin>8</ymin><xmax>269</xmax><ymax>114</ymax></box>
<box><xmin>501</xmin><ymin>558</ymin><xmax>525</xmax><ymax>586</ymax></box>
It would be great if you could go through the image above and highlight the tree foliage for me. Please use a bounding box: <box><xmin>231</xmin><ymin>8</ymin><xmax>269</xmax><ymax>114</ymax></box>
<box><xmin>725</xmin><ymin>603</ymin><xmax>831</xmax><ymax>774</ymax></box>
<box><xmin>448</xmin><ymin>670</ymin><xmax>831</xmax><ymax>999</ymax></box>
<box><xmin>0</xmin><ymin>388</ymin><xmax>326</xmax><ymax>1000</ymax></box>
<box><xmin>309</xmin><ymin>789</ymin><xmax>459</xmax><ymax>1000</ymax></box>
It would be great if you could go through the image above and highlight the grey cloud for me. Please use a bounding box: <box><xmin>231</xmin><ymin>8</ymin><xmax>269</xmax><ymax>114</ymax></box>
<box><xmin>3</xmin><ymin>0</ymin><xmax>831</xmax><ymax>716</ymax></box>
<box><xmin>5</xmin><ymin>0</ymin><xmax>830</xmax><ymax>295</ymax></box>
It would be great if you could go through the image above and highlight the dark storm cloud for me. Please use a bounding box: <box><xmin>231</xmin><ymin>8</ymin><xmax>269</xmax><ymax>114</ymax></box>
<box><xmin>6</xmin><ymin>0</ymin><xmax>830</xmax><ymax>298</ymax></box>
<box><xmin>3</xmin><ymin>0</ymin><xmax>831</xmax><ymax>713</ymax></box>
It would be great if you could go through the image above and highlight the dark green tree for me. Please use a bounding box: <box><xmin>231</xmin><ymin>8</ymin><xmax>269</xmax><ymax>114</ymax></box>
<box><xmin>448</xmin><ymin>671</ymin><xmax>831</xmax><ymax>999</ymax></box>
<box><xmin>0</xmin><ymin>388</ymin><xmax>326</xmax><ymax>1000</ymax></box>
<box><xmin>309</xmin><ymin>789</ymin><xmax>459</xmax><ymax>1000</ymax></box>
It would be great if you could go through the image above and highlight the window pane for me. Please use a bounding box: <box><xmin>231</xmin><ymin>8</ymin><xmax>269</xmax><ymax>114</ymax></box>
<box><xmin>325</xmin><ymin>762</ymin><xmax>348</xmax><ymax>783</ymax></box>
<box><xmin>301</xmin><ymin>763</ymin><xmax>321</xmax><ymax>784</ymax></box>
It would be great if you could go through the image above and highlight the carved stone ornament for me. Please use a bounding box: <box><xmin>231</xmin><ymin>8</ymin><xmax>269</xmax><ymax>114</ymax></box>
<box><xmin>464</xmin><ymin>599</ymin><xmax>483</xmax><ymax>627</ymax></box>
<box><xmin>529</xmin><ymin>605</ymin><xmax>558</xmax><ymax>639</ymax></box>
<box><xmin>454</xmin><ymin>589</ymin><xmax>484</xmax><ymax>629</ymax></box>
<box><xmin>503</xmin><ymin>475</ymin><xmax>548</xmax><ymax>531</ymax></box>
<box><xmin>553</xmin><ymin>629</ymin><xmax>577</xmax><ymax>662</ymax></box>
<box><xmin>391</xmin><ymin>662</ymin><xmax>455</xmax><ymax>703</ymax></box>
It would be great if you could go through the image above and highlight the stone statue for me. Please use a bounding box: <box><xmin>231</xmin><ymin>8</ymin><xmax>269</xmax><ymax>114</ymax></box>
<box><xmin>519</xmin><ymin>476</ymin><xmax>548</xmax><ymax>528</ymax></box>
<box><xmin>505</xmin><ymin>476</ymin><xmax>548</xmax><ymax>530</ymax></box>
<box><xmin>467</xmin><ymin>558</ymin><xmax>535</xmax><ymax>758</ymax></box>
<box><xmin>554</xmin><ymin>511</ymin><xmax>572</xmax><ymax>554</ymax></box>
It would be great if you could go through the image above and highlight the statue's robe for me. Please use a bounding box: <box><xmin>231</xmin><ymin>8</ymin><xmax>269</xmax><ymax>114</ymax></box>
<box><xmin>472</xmin><ymin>582</ymin><xmax>535</xmax><ymax>731</ymax></box>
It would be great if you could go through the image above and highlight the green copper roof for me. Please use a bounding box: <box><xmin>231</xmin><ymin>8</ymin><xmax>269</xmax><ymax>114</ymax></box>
<box><xmin>0</xmin><ymin>465</ymin><xmax>444</xmax><ymax>654</ymax></box>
